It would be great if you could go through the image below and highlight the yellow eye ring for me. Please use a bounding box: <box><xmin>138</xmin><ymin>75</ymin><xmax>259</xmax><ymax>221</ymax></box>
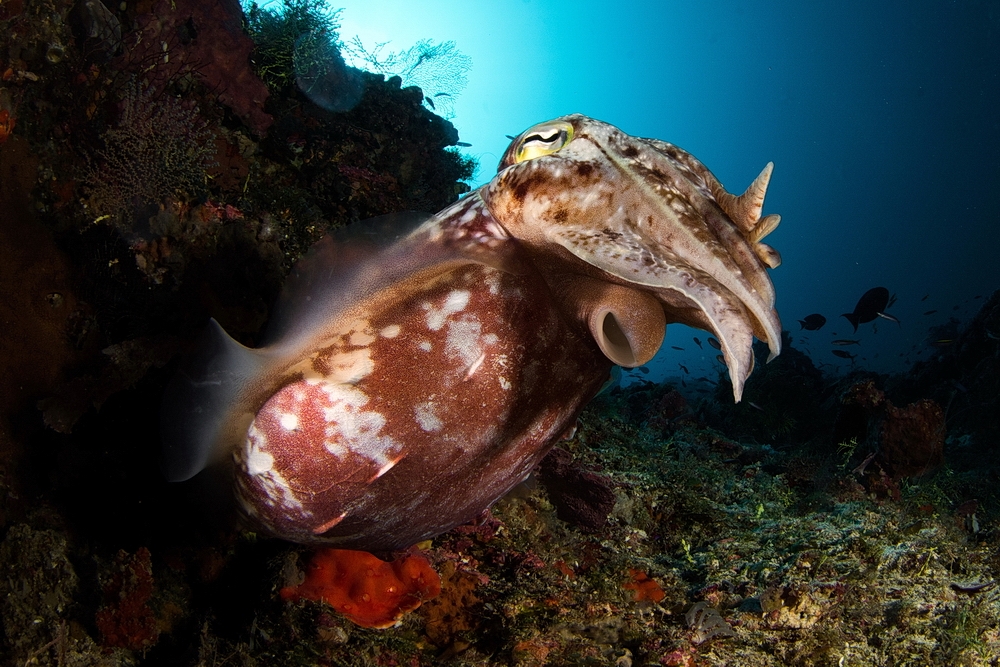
<box><xmin>514</xmin><ymin>121</ymin><xmax>574</xmax><ymax>163</ymax></box>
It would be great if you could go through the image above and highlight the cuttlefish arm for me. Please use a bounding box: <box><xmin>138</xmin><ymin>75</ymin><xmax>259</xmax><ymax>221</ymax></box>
<box><xmin>486</xmin><ymin>115</ymin><xmax>783</xmax><ymax>401</ymax></box>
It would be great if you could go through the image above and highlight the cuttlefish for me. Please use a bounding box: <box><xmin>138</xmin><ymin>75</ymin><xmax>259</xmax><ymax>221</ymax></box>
<box><xmin>161</xmin><ymin>115</ymin><xmax>783</xmax><ymax>551</ymax></box>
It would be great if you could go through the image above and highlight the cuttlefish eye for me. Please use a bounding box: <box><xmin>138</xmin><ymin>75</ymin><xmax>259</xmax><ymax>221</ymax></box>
<box><xmin>514</xmin><ymin>121</ymin><xmax>574</xmax><ymax>163</ymax></box>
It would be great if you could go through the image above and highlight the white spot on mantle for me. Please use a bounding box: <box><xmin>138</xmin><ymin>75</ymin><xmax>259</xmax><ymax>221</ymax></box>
<box><xmin>380</xmin><ymin>324</ymin><xmax>401</xmax><ymax>338</ymax></box>
<box><xmin>279</xmin><ymin>412</ymin><xmax>298</xmax><ymax>431</ymax></box>
<box><xmin>414</xmin><ymin>401</ymin><xmax>443</xmax><ymax>432</ymax></box>
<box><xmin>424</xmin><ymin>290</ymin><xmax>470</xmax><ymax>330</ymax></box>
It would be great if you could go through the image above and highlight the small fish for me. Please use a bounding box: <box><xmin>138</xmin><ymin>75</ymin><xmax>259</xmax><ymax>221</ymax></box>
<box><xmin>693</xmin><ymin>337</ymin><xmax>702</xmax><ymax>348</ymax></box>
<box><xmin>678</xmin><ymin>364</ymin><xmax>689</xmax><ymax>374</ymax></box>
<box><xmin>748</xmin><ymin>401</ymin><xmax>764</xmax><ymax>412</ymax></box>
<box><xmin>832</xmin><ymin>350</ymin><xmax>856</xmax><ymax>360</ymax></box>
<box><xmin>798</xmin><ymin>313</ymin><xmax>826</xmax><ymax>331</ymax></box>
<box><xmin>455</xmin><ymin>141</ymin><xmax>472</xmax><ymax>147</ymax></box>
<box><xmin>930</xmin><ymin>339</ymin><xmax>953</xmax><ymax>347</ymax></box>
<box><xmin>425</xmin><ymin>97</ymin><xmax>436</xmax><ymax>109</ymax></box>
<box><xmin>637</xmin><ymin>366</ymin><xmax>650</xmax><ymax>374</ymax></box>
<box><xmin>923</xmin><ymin>310</ymin><xmax>937</xmax><ymax>315</ymax></box>
<box><xmin>434</xmin><ymin>92</ymin><xmax>452</xmax><ymax>98</ymax></box>
<box><xmin>877</xmin><ymin>312</ymin><xmax>901</xmax><ymax>326</ymax></box>
<box><xmin>671</xmin><ymin>345</ymin><xmax>684</xmax><ymax>351</ymax></box>
<box><xmin>831</xmin><ymin>339</ymin><xmax>861</xmax><ymax>346</ymax></box>
<box><xmin>950</xmin><ymin>581</ymin><xmax>995</xmax><ymax>594</ymax></box>
<box><xmin>921</xmin><ymin>294</ymin><xmax>929</xmax><ymax>301</ymax></box>
<box><xmin>505</xmin><ymin>134</ymin><xmax>517</xmax><ymax>140</ymax></box>
<box><xmin>708</xmin><ymin>338</ymin><xmax>721</xmax><ymax>350</ymax></box>
<box><xmin>715</xmin><ymin>354</ymin><xmax>725</xmax><ymax>364</ymax></box>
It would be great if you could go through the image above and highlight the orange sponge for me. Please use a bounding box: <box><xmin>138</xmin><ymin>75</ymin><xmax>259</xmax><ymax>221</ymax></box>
<box><xmin>280</xmin><ymin>548</ymin><xmax>441</xmax><ymax>629</ymax></box>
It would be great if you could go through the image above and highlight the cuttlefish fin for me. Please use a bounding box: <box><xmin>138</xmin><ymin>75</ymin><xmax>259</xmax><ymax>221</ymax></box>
<box><xmin>265</xmin><ymin>192</ymin><xmax>525</xmax><ymax>352</ymax></box>
<box><xmin>161</xmin><ymin>319</ymin><xmax>272</xmax><ymax>481</ymax></box>
<box><xmin>164</xmin><ymin>190</ymin><xmax>522</xmax><ymax>482</ymax></box>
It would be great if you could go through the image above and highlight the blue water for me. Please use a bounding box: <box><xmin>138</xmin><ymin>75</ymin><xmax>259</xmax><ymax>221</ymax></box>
<box><xmin>339</xmin><ymin>0</ymin><xmax>999</xmax><ymax>384</ymax></box>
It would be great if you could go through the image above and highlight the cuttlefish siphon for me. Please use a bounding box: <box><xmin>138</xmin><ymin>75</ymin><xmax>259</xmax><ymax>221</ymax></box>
<box><xmin>161</xmin><ymin>114</ymin><xmax>783</xmax><ymax>551</ymax></box>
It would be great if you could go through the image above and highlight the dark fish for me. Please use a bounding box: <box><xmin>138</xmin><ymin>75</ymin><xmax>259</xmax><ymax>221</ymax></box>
<box><xmin>638</xmin><ymin>366</ymin><xmax>650</xmax><ymax>374</ymax></box>
<box><xmin>505</xmin><ymin>134</ymin><xmax>516</xmax><ymax>140</ymax></box>
<box><xmin>831</xmin><ymin>339</ymin><xmax>861</xmax><ymax>346</ymax></box>
<box><xmin>842</xmin><ymin>287</ymin><xmax>892</xmax><ymax>332</ymax></box>
<box><xmin>715</xmin><ymin>354</ymin><xmax>725</xmax><ymax>364</ymax></box>
<box><xmin>832</xmin><ymin>350</ymin><xmax>856</xmax><ymax>360</ymax></box>
<box><xmin>748</xmin><ymin>401</ymin><xmax>764</xmax><ymax>412</ymax></box>
<box><xmin>923</xmin><ymin>310</ymin><xmax>937</xmax><ymax>315</ymax></box>
<box><xmin>678</xmin><ymin>364</ymin><xmax>689</xmax><ymax>374</ymax></box>
<box><xmin>708</xmin><ymin>338</ymin><xmax>722</xmax><ymax>350</ymax></box>
<box><xmin>425</xmin><ymin>97</ymin><xmax>436</xmax><ymax>109</ymax></box>
<box><xmin>693</xmin><ymin>337</ymin><xmax>702</xmax><ymax>348</ymax></box>
<box><xmin>929</xmin><ymin>339</ymin><xmax>953</xmax><ymax>347</ymax></box>
<box><xmin>950</xmin><ymin>581</ymin><xmax>995</xmax><ymax>594</ymax></box>
<box><xmin>798</xmin><ymin>313</ymin><xmax>826</xmax><ymax>330</ymax></box>
<box><xmin>671</xmin><ymin>345</ymin><xmax>684</xmax><ymax>351</ymax></box>
<box><xmin>921</xmin><ymin>294</ymin><xmax>929</xmax><ymax>301</ymax></box>
<box><xmin>455</xmin><ymin>141</ymin><xmax>472</xmax><ymax>147</ymax></box>
<box><xmin>434</xmin><ymin>92</ymin><xmax>452</xmax><ymax>98</ymax></box>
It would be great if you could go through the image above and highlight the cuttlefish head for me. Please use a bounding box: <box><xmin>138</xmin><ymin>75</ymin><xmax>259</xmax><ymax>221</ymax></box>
<box><xmin>485</xmin><ymin>114</ymin><xmax>783</xmax><ymax>401</ymax></box>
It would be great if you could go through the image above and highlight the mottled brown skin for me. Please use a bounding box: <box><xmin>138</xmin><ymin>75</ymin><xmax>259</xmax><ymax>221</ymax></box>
<box><xmin>487</xmin><ymin>115</ymin><xmax>783</xmax><ymax>399</ymax></box>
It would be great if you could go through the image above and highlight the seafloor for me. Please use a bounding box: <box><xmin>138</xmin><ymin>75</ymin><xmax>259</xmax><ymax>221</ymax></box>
<box><xmin>1</xmin><ymin>0</ymin><xmax>998</xmax><ymax>665</ymax></box>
